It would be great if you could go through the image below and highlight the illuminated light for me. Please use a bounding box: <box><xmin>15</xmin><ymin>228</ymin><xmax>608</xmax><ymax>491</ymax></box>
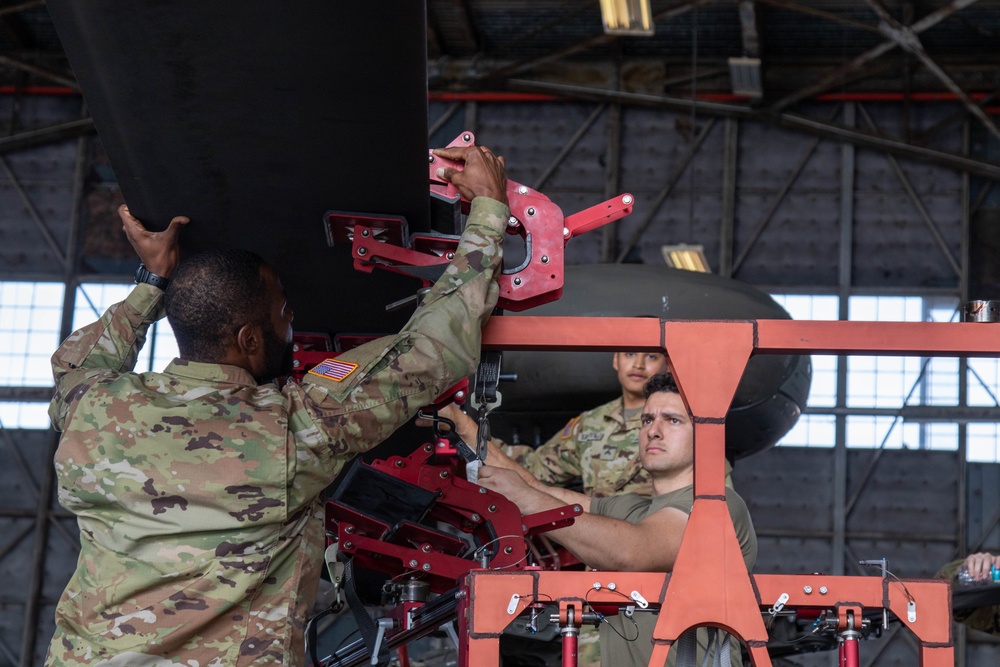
<box><xmin>599</xmin><ymin>0</ymin><xmax>654</xmax><ymax>36</ymax></box>
<box><xmin>661</xmin><ymin>244</ymin><xmax>711</xmax><ymax>273</ymax></box>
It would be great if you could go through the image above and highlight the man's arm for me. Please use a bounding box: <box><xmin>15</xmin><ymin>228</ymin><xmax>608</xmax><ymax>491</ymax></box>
<box><xmin>297</xmin><ymin>146</ymin><xmax>509</xmax><ymax>456</ymax></box>
<box><xmin>49</xmin><ymin>207</ymin><xmax>188</xmax><ymax>430</ymax></box>
<box><xmin>478</xmin><ymin>466</ymin><xmax>687</xmax><ymax>571</ymax></box>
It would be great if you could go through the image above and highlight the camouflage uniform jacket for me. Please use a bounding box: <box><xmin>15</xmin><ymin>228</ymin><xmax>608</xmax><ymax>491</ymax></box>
<box><xmin>45</xmin><ymin>198</ymin><xmax>508</xmax><ymax>667</ymax></box>
<box><xmin>503</xmin><ymin>397</ymin><xmax>652</xmax><ymax>498</ymax></box>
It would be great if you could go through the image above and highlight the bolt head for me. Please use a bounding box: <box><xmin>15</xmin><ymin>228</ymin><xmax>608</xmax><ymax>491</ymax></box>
<box><xmin>504</xmin><ymin>546</ymin><xmax>513</xmax><ymax>554</ymax></box>
<box><xmin>455</xmin><ymin>390</ymin><xmax>465</xmax><ymax>400</ymax></box>
<box><xmin>293</xmin><ymin>360</ymin><xmax>301</xmax><ymax>368</ymax></box>
<box><xmin>478</xmin><ymin>487</ymin><xmax>487</xmax><ymax>494</ymax></box>
<box><xmin>408</xmin><ymin>559</ymin><xmax>418</xmax><ymax>568</ymax></box>
<box><xmin>517</xmin><ymin>185</ymin><xmax>528</xmax><ymax>195</ymax></box>
<box><xmin>608</xmin><ymin>582</ymin><xmax>616</xmax><ymax>591</ymax></box>
<box><xmin>622</xmin><ymin>195</ymin><xmax>633</xmax><ymax>205</ymax></box>
<box><xmin>471</xmin><ymin>513</ymin><xmax>482</xmax><ymax>522</ymax></box>
<box><xmin>463</xmin><ymin>133</ymin><xmax>472</xmax><ymax>142</ymax></box>
<box><xmin>803</xmin><ymin>586</ymin><xmax>813</xmax><ymax>594</ymax></box>
<box><xmin>563</xmin><ymin>227</ymin><xmax>570</xmax><ymax>238</ymax></box>
<box><xmin>526</xmin><ymin>207</ymin><xmax>535</xmax><ymax>216</ymax></box>
<box><xmin>513</xmin><ymin>277</ymin><xmax>522</xmax><ymax>286</ymax></box>
<box><xmin>440</xmin><ymin>470</ymin><xmax>450</xmax><ymax>478</ymax></box>
<box><xmin>345</xmin><ymin>525</ymin><xmax>355</xmax><ymax>534</ymax></box>
<box><xmin>357</xmin><ymin>247</ymin><xmax>368</xmax><ymax>256</ymax></box>
<box><xmin>344</xmin><ymin>541</ymin><xmax>354</xmax><ymax>550</ymax></box>
<box><xmin>422</xmin><ymin>563</ymin><xmax>432</xmax><ymax>571</ymax></box>
<box><xmin>394</xmin><ymin>460</ymin><xmax>404</xmax><ymax>467</ymax></box>
<box><xmin>428</xmin><ymin>155</ymin><xmax>435</xmax><ymax>163</ymax></box>
<box><xmin>819</xmin><ymin>586</ymin><xmax>828</xmax><ymax>595</ymax></box>
<box><xmin>422</xmin><ymin>544</ymin><xmax>432</xmax><ymax>553</ymax></box>
<box><xmin>488</xmin><ymin>504</ymin><xmax>497</xmax><ymax>512</ymax></box>
<box><xmin>508</xmin><ymin>216</ymin><xmax>519</xmax><ymax>227</ymax></box>
<box><xmin>361</xmin><ymin>228</ymin><xmax>370</xmax><ymax>237</ymax></box>
<box><xmin>446</xmin><ymin>252</ymin><xmax>455</xmax><ymax>260</ymax></box>
<box><xmin>541</xmin><ymin>255</ymin><xmax>549</xmax><ymax>264</ymax></box>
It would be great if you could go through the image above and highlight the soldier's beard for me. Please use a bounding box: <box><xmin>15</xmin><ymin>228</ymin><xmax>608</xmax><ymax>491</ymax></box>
<box><xmin>256</xmin><ymin>325</ymin><xmax>294</xmax><ymax>384</ymax></box>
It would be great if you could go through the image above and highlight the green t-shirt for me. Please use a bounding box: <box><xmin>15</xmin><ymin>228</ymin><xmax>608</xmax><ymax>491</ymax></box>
<box><xmin>591</xmin><ymin>486</ymin><xmax>757</xmax><ymax>667</ymax></box>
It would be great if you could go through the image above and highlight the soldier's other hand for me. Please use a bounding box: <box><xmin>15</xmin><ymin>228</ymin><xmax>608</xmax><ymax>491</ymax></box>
<box><xmin>964</xmin><ymin>552</ymin><xmax>1000</xmax><ymax>581</ymax></box>
<box><xmin>433</xmin><ymin>145</ymin><xmax>507</xmax><ymax>206</ymax></box>
<box><xmin>120</xmin><ymin>204</ymin><xmax>189</xmax><ymax>278</ymax></box>
<box><xmin>479</xmin><ymin>466</ymin><xmax>527</xmax><ymax>497</ymax></box>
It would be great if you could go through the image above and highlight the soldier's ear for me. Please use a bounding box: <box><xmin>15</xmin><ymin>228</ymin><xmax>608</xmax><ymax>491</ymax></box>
<box><xmin>612</xmin><ymin>352</ymin><xmax>620</xmax><ymax>372</ymax></box>
<box><xmin>236</xmin><ymin>322</ymin><xmax>263</xmax><ymax>357</ymax></box>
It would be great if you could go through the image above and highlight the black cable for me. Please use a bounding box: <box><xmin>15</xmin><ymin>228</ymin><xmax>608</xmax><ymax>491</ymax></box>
<box><xmin>584</xmin><ymin>587</ymin><xmax>641</xmax><ymax>642</ymax></box>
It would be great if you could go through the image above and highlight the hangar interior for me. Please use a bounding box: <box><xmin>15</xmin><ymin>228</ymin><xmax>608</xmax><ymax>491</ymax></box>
<box><xmin>2</xmin><ymin>1</ymin><xmax>1000</xmax><ymax>666</ymax></box>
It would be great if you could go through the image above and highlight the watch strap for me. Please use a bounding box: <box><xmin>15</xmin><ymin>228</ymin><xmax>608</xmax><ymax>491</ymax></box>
<box><xmin>135</xmin><ymin>263</ymin><xmax>169</xmax><ymax>290</ymax></box>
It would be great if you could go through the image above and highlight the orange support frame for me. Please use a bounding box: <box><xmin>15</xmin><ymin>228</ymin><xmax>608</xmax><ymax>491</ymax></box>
<box><xmin>467</xmin><ymin>316</ymin><xmax>999</xmax><ymax>667</ymax></box>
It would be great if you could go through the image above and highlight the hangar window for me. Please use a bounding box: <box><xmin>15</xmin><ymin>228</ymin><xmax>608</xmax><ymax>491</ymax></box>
<box><xmin>0</xmin><ymin>281</ymin><xmax>66</xmax><ymax>386</ymax></box>
<box><xmin>0</xmin><ymin>281</ymin><xmax>177</xmax><ymax>429</ymax></box>
<box><xmin>769</xmin><ymin>293</ymin><xmax>972</xmax><ymax>452</ymax></box>
<box><xmin>969</xmin><ymin>424</ymin><xmax>1000</xmax><ymax>462</ymax></box>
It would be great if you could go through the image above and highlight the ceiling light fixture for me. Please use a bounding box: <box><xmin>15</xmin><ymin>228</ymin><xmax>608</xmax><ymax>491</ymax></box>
<box><xmin>599</xmin><ymin>0</ymin><xmax>654</xmax><ymax>36</ymax></box>
<box><xmin>661</xmin><ymin>244</ymin><xmax>711</xmax><ymax>273</ymax></box>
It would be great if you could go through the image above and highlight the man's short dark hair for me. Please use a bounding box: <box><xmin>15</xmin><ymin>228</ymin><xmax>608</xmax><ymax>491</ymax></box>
<box><xmin>643</xmin><ymin>371</ymin><xmax>680</xmax><ymax>398</ymax></box>
<box><xmin>165</xmin><ymin>249</ymin><xmax>271</xmax><ymax>362</ymax></box>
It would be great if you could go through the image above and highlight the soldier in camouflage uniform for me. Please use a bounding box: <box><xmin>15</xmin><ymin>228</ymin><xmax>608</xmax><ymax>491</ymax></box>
<box><xmin>939</xmin><ymin>551</ymin><xmax>1000</xmax><ymax>634</ymax></box>
<box><xmin>445</xmin><ymin>351</ymin><xmax>668</xmax><ymax>502</ymax></box>
<box><xmin>45</xmin><ymin>145</ymin><xmax>509</xmax><ymax>667</ymax></box>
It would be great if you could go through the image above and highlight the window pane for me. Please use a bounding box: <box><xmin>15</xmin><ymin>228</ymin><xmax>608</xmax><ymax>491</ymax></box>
<box><xmin>0</xmin><ymin>282</ymin><xmax>65</xmax><ymax>386</ymax></box>
<box><xmin>769</xmin><ymin>294</ymin><xmax>839</xmax><ymax>408</ymax></box>
<box><xmin>845</xmin><ymin>416</ymin><xmax>957</xmax><ymax>450</ymax></box>
<box><xmin>777</xmin><ymin>414</ymin><xmax>835</xmax><ymax>447</ymax></box>
<box><xmin>0</xmin><ymin>401</ymin><xmax>52</xmax><ymax>429</ymax></box>
<box><xmin>847</xmin><ymin>296</ymin><xmax>960</xmax><ymax>408</ymax></box>
<box><xmin>968</xmin><ymin>359</ymin><xmax>1000</xmax><ymax>407</ymax></box>
<box><xmin>969</xmin><ymin>424</ymin><xmax>1000</xmax><ymax>462</ymax></box>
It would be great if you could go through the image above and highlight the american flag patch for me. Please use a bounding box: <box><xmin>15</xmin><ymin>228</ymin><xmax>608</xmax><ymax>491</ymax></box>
<box><xmin>308</xmin><ymin>358</ymin><xmax>358</xmax><ymax>382</ymax></box>
<box><xmin>561</xmin><ymin>416</ymin><xmax>581</xmax><ymax>439</ymax></box>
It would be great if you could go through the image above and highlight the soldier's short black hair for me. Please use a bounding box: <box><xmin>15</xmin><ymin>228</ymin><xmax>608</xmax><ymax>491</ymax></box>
<box><xmin>165</xmin><ymin>249</ymin><xmax>272</xmax><ymax>362</ymax></box>
<box><xmin>643</xmin><ymin>372</ymin><xmax>680</xmax><ymax>398</ymax></box>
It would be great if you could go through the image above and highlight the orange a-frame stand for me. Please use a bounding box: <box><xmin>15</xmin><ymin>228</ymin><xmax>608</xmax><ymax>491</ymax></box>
<box><xmin>458</xmin><ymin>316</ymin><xmax>999</xmax><ymax>667</ymax></box>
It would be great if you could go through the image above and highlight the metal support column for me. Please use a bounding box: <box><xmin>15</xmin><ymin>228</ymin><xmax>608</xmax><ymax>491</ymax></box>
<box><xmin>601</xmin><ymin>55</ymin><xmax>622</xmax><ymax>263</ymax></box>
<box><xmin>833</xmin><ymin>102</ymin><xmax>856</xmax><ymax>576</ymax></box>
<box><xmin>719</xmin><ymin>118</ymin><xmax>737</xmax><ymax>277</ymax></box>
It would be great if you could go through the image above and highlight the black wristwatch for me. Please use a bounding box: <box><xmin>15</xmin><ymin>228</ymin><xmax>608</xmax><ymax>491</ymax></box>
<box><xmin>134</xmin><ymin>263</ymin><xmax>170</xmax><ymax>290</ymax></box>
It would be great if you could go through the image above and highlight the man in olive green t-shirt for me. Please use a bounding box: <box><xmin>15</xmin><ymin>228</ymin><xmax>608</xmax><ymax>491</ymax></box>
<box><xmin>480</xmin><ymin>372</ymin><xmax>757</xmax><ymax>667</ymax></box>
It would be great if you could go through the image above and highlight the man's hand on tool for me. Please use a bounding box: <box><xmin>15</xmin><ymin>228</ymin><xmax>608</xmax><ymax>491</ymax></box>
<box><xmin>432</xmin><ymin>145</ymin><xmax>508</xmax><ymax>206</ymax></box>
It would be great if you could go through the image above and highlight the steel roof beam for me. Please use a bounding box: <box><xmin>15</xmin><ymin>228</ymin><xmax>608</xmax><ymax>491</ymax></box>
<box><xmin>771</xmin><ymin>0</ymin><xmax>981</xmax><ymax>112</ymax></box>
<box><xmin>510</xmin><ymin>78</ymin><xmax>1000</xmax><ymax>180</ymax></box>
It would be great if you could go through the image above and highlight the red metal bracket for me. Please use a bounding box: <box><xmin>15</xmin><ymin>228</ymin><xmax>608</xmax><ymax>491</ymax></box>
<box><xmin>325</xmin><ymin>131</ymin><xmax>633</xmax><ymax>311</ymax></box>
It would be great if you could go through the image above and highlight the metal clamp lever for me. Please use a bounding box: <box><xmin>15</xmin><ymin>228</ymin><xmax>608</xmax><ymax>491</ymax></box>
<box><xmin>370</xmin><ymin>618</ymin><xmax>397</xmax><ymax>666</ymax></box>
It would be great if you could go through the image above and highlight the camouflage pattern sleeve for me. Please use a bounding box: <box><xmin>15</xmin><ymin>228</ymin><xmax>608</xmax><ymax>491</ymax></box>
<box><xmin>289</xmin><ymin>197</ymin><xmax>508</xmax><ymax>485</ymax></box>
<box><xmin>502</xmin><ymin>417</ymin><xmax>585</xmax><ymax>487</ymax></box>
<box><xmin>49</xmin><ymin>283</ymin><xmax>165</xmax><ymax>431</ymax></box>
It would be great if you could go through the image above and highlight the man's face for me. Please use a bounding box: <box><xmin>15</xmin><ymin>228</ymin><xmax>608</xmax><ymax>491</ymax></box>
<box><xmin>639</xmin><ymin>390</ymin><xmax>694</xmax><ymax>476</ymax></box>
<box><xmin>254</xmin><ymin>267</ymin><xmax>295</xmax><ymax>383</ymax></box>
<box><xmin>613</xmin><ymin>351</ymin><xmax>668</xmax><ymax>399</ymax></box>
